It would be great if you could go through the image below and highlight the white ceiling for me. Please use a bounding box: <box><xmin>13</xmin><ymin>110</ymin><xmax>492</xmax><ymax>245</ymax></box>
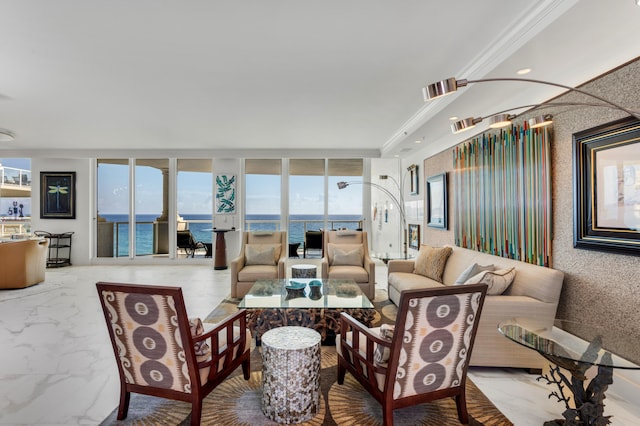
<box><xmin>1</xmin><ymin>0</ymin><xmax>639</xmax><ymax>159</ymax></box>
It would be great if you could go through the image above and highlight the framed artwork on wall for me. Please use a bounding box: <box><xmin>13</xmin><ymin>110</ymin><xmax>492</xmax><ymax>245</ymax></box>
<box><xmin>215</xmin><ymin>174</ymin><xmax>236</xmax><ymax>214</ymax></box>
<box><xmin>409</xmin><ymin>164</ymin><xmax>419</xmax><ymax>195</ymax></box>
<box><xmin>427</xmin><ymin>172</ymin><xmax>447</xmax><ymax>229</ymax></box>
<box><xmin>573</xmin><ymin>116</ymin><xmax>640</xmax><ymax>256</ymax></box>
<box><xmin>408</xmin><ymin>223</ymin><xmax>420</xmax><ymax>249</ymax></box>
<box><xmin>40</xmin><ymin>171</ymin><xmax>76</xmax><ymax>219</ymax></box>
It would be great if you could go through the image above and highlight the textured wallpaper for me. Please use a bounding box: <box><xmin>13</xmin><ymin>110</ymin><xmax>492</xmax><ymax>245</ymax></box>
<box><xmin>423</xmin><ymin>58</ymin><xmax>640</xmax><ymax>363</ymax></box>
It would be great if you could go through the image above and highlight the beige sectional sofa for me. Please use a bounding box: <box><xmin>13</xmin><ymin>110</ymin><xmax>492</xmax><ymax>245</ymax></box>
<box><xmin>387</xmin><ymin>244</ymin><xmax>564</xmax><ymax>370</ymax></box>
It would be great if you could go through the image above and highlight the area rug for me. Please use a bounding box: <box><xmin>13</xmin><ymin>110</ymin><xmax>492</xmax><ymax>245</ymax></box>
<box><xmin>100</xmin><ymin>290</ymin><xmax>513</xmax><ymax>425</ymax></box>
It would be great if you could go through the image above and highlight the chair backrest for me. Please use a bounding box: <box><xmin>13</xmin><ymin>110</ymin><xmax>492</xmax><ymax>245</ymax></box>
<box><xmin>324</xmin><ymin>230</ymin><xmax>369</xmax><ymax>265</ymax></box>
<box><xmin>388</xmin><ymin>284</ymin><xmax>487</xmax><ymax>399</ymax></box>
<box><xmin>245</xmin><ymin>231</ymin><xmax>286</xmax><ymax>245</ymax></box>
<box><xmin>96</xmin><ymin>282</ymin><xmax>199</xmax><ymax>394</ymax></box>
<box><xmin>305</xmin><ymin>230</ymin><xmax>323</xmax><ymax>249</ymax></box>
<box><xmin>177</xmin><ymin>230</ymin><xmax>197</xmax><ymax>248</ymax></box>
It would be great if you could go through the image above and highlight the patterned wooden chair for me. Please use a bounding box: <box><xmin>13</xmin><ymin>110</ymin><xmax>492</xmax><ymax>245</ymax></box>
<box><xmin>336</xmin><ymin>284</ymin><xmax>488</xmax><ymax>425</ymax></box>
<box><xmin>96</xmin><ymin>282</ymin><xmax>251</xmax><ymax>426</ymax></box>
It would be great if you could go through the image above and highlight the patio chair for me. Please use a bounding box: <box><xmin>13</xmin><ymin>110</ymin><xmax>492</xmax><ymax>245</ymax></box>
<box><xmin>177</xmin><ymin>230</ymin><xmax>206</xmax><ymax>257</ymax></box>
<box><xmin>303</xmin><ymin>230</ymin><xmax>323</xmax><ymax>258</ymax></box>
<box><xmin>96</xmin><ymin>282</ymin><xmax>251</xmax><ymax>426</ymax></box>
<box><xmin>336</xmin><ymin>284</ymin><xmax>488</xmax><ymax>425</ymax></box>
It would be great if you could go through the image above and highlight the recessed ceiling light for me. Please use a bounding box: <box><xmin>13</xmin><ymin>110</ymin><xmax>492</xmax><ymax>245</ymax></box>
<box><xmin>449</xmin><ymin>116</ymin><xmax>458</xmax><ymax>121</ymax></box>
<box><xmin>394</xmin><ymin>154</ymin><xmax>399</xmax><ymax>158</ymax></box>
<box><xmin>415</xmin><ymin>140</ymin><xmax>422</xmax><ymax>144</ymax></box>
<box><xmin>516</xmin><ymin>68</ymin><xmax>532</xmax><ymax>75</ymax></box>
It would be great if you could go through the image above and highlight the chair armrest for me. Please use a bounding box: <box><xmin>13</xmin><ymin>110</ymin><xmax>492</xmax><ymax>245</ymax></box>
<box><xmin>387</xmin><ymin>259</ymin><xmax>415</xmax><ymax>274</ymax></box>
<box><xmin>339</xmin><ymin>313</ymin><xmax>390</xmax><ymax>379</ymax></box>
<box><xmin>194</xmin><ymin>310</ymin><xmax>249</xmax><ymax>373</ymax></box>
<box><xmin>321</xmin><ymin>256</ymin><xmax>329</xmax><ymax>278</ymax></box>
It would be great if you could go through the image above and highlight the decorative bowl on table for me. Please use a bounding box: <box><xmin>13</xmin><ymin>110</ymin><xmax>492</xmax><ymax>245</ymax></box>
<box><xmin>285</xmin><ymin>281</ymin><xmax>306</xmax><ymax>300</ymax></box>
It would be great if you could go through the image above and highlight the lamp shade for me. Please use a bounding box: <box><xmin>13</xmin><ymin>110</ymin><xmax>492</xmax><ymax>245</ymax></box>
<box><xmin>528</xmin><ymin>115</ymin><xmax>553</xmax><ymax>128</ymax></box>
<box><xmin>488</xmin><ymin>114</ymin><xmax>513</xmax><ymax>128</ymax></box>
<box><xmin>422</xmin><ymin>77</ymin><xmax>458</xmax><ymax>101</ymax></box>
<box><xmin>451</xmin><ymin>117</ymin><xmax>478</xmax><ymax>134</ymax></box>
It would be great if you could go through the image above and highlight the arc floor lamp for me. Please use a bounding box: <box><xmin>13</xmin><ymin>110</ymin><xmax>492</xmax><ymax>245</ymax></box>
<box><xmin>337</xmin><ymin>176</ymin><xmax>408</xmax><ymax>259</ymax></box>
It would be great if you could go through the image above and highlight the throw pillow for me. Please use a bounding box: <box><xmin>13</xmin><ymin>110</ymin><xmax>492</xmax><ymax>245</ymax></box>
<box><xmin>245</xmin><ymin>244</ymin><xmax>276</xmax><ymax>265</ymax></box>
<box><xmin>189</xmin><ymin>317</ymin><xmax>211</xmax><ymax>362</ymax></box>
<box><xmin>373</xmin><ymin>324</ymin><xmax>395</xmax><ymax>366</ymax></box>
<box><xmin>454</xmin><ymin>263</ymin><xmax>495</xmax><ymax>285</ymax></box>
<box><xmin>327</xmin><ymin>243</ymin><xmax>363</xmax><ymax>266</ymax></box>
<box><xmin>464</xmin><ymin>267</ymin><xmax>516</xmax><ymax>295</ymax></box>
<box><xmin>413</xmin><ymin>245</ymin><xmax>453</xmax><ymax>283</ymax></box>
<box><xmin>332</xmin><ymin>247</ymin><xmax>363</xmax><ymax>266</ymax></box>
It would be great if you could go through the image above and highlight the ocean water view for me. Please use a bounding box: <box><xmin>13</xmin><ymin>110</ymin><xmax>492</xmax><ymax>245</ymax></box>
<box><xmin>100</xmin><ymin>214</ymin><xmax>361</xmax><ymax>257</ymax></box>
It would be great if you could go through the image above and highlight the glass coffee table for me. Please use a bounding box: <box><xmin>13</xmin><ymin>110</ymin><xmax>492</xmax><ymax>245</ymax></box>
<box><xmin>499</xmin><ymin>317</ymin><xmax>640</xmax><ymax>425</ymax></box>
<box><xmin>239</xmin><ymin>278</ymin><xmax>375</xmax><ymax>343</ymax></box>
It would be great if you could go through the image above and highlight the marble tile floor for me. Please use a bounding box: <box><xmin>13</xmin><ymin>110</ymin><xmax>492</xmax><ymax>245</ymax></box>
<box><xmin>1</xmin><ymin>264</ymin><xmax>638</xmax><ymax>425</ymax></box>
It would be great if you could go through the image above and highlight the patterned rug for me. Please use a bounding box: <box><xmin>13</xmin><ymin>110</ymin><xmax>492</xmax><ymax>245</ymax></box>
<box><xmin>100</xmin><ymin>290</ymin><xmax>513</xmax><ymax>425</ymax></box>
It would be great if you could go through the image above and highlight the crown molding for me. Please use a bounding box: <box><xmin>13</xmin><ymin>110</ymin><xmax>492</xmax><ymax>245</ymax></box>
<box><xmin>381</xmin><ymin>0</ymin><xmax>579</xmax><ymax>157</ymax></box>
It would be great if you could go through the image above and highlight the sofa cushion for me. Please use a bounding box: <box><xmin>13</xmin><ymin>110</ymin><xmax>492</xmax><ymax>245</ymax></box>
<box><xmin>388</xmin><ymin>272</ymin><xmax>444</xmax><ymax>293</ymax></box>
<box><xmin>245</xmin><ymin>244</ymin><xmax>281</xmax><ymax>265</ymax></box>
<box><xmin>413</xmin><ymin>245</ymin><xmax>452</xmax><ymax>283</ymax></box>
<box><xmin>465</xmin><ymin>267</ymin><xmax>516</xmax><ymax>295</ymax></box>
<box><xmin>454</xmin><ymin>263</ymin><xmax>495</xmax><ymax>285</ymax></box>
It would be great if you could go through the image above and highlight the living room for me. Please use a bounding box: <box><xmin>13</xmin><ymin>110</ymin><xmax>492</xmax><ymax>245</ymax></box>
<box><xmin>2</xmin><ymin>2</ymin><xmax>640</xmax><ymax>425</ymax></box>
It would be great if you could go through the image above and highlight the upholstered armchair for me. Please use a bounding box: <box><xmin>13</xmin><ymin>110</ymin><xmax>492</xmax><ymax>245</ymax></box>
<box><xmin>336</xmin><ymin>284</ymin><xmax>488</xmax><ymax>425</ymax></box>
<box><xmin>321</xmin><ymin>230</ymin><xmax>375</xmax><ymax>300</ymax></box>
<box><xmin>0</xmin><ymin>238</ymin><xmax>48</xmax><ymax>289</ymax></box>
<box><xmin>96</xmin><ymin>282</ymin><xmax>251</xmax><ymax>426</ymax></box>
<box><xmin>230</xmin><ymin>231</ymin><xmax>287</xmax><ymax>298</ymax></box>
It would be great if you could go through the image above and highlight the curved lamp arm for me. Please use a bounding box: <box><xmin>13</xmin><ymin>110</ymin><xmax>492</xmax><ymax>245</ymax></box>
<box><xmin>423</xmin><ymin>77</ymin><xmax>640</xmax><ymax>120</ymax></box>
<box><xmin>337</xmin><ymin>180</ymin><xmax>408</xmax><ymax>257</ymax></box>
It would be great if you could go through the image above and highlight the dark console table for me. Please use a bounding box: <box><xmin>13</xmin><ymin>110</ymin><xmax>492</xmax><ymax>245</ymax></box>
<box><xmin>34</xmin><ymin>231</ymin><xmax>74</xmax><ymax>267</ymax></box>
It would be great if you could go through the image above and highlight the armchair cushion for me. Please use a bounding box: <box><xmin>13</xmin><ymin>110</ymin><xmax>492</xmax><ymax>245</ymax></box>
<box><xmin>327</xmin><ymin>243</ymin><xmax>363</xmax><ymax>266</ymax></box>
<box><xmin>413</xmin><ymin>245</ymin><xmax>452</xmax><ymax>282</ymax></box>
<box><xmin>327</xmin><ymin>265</ymin><xmax>369</xmax><ymax>283</ymax></box>
<box><xmin>245</xmin><ymin>244</ymin><xmax>281</xmax><ymax>265</ymax></box>
<box><xmin>237</xmin><ymin>264</ymin><xmax>279</xmax><ymax>282</ymax></box>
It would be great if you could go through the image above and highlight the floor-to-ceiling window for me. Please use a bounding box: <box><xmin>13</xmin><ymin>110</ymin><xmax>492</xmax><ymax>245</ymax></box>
<box><xmin>97</xmin><ymin>158</ymin><xmax>213</xmax><ymax>259</ymax></box>
<box><xmin>244</xmin><ymin>158</ymin><xmax>365</xmax><ymax>253</ymax></box>
<box><xmin>96</xmin><ymin>159</ymin><xmax>129</xmax><ymax>257</ymax></box>
<box><xmin>245</xmin><ymin>159</ymin><xmax>282</xmax><ymax>231</ymax></box>
<box><xmin>328</xmin><ymin>158</ymin><xmax>363</xmax><ymax>229</ymax></box>
<box><xmin>135</xmin><ymin>159</ymin><xmax>168</xmax><ymax>257</ymax></box>
<box><xmin>0</xmin><ymin>158</ymin><xmax>32</xmax><ymax>237</ymax></box>
<box><xmin>177</xmin><ymin>159</ymin><xmax>213</xmax><ymax>246</ymax></box>
<box><xmin>289</xmin><ymin>159</ymin><xmax>325</xmax><ymax>246</ymax></box>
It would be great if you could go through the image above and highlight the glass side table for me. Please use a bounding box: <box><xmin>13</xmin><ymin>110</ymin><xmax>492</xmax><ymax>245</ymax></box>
<box><xmin>372</xmin><ymin>252</ymin><xmax>414</xmax><ymax>264</ymax></box>
<box><xmin>499</xmin><ymin>317</ymin><xmax>639</xmax><ymax>425</ymax></box>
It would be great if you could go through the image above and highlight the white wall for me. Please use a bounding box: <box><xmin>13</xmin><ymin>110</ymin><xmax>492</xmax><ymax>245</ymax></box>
<box><xmin>31</xmin><ymin>158</ymin><xmax>92</xmax><ymax>265</ymax></box>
